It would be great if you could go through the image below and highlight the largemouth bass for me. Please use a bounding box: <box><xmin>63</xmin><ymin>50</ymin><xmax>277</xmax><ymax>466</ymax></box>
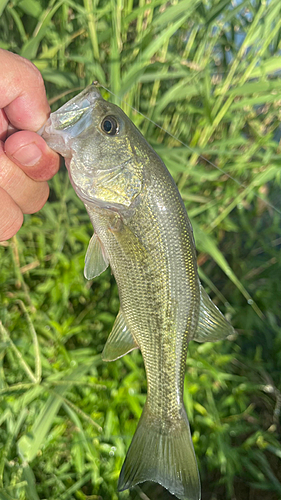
<box><xmin>41</xmin><ymin>85</ymin><xmax>234</xmax><ymax>500</ymax></box>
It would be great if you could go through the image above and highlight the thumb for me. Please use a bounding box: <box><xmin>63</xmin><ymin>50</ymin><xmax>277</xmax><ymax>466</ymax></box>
<box><xmin>5</xmin><ymin>131</ymin><xmax>60</xmax><ymax>181</ymax></box>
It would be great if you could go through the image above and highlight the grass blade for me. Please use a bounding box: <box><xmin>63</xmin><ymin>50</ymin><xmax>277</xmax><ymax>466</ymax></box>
<box><xmin>17</xmin><ymin>358</ymin><xmax>99</xmax><ymax>462</ymax></box>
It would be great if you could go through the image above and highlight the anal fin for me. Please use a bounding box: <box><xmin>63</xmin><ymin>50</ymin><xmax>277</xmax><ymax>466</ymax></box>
<box><xmin>102</xmin><ymin>309</ymin><xmax>138</xmax><ymax>362</ymax></box>
<box><xmin>84</xmin><ymin>233</ymin><xmax>109</xmax><ymax>280</ymax></box>
<box><xmin>193</xmin><ymin>285</ymin><xmax>235</xmax><ymax>343</ymax></box>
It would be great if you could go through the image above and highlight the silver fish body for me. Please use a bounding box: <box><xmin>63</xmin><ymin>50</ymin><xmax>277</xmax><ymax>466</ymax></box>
<box><xmin>41</xmin><ymin>85</ymin><xmax>234</xmax><ymax>500</ymax></box>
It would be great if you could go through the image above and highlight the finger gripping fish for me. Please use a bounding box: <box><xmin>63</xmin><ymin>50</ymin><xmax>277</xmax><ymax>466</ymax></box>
<box><xmin>41</xmin><ymin>85</ymin><xmax>234</xmax><ymax>500</ymax></box>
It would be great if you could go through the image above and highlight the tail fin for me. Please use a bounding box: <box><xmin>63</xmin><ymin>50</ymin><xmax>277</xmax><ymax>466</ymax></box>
<box><xmin>118</xmin><ymin>404</ymin><xmax>201</xmax><ymax>500</ymax></box>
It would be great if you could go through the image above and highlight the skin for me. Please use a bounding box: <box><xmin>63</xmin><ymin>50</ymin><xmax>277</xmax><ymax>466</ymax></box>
<box><xmin>0</xmin><ymin>49</ymin><xmax>60</xmax><ymax>241</ymax></box>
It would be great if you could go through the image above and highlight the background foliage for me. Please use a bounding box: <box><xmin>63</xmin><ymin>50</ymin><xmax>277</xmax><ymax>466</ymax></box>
<box><xmin>1</xmin><ymin>0</ymin><xmax>281</xmax><ymax>498</ymax></box>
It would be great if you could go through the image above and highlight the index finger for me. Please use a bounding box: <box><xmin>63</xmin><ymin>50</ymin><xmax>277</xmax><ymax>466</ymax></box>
<box><xmin>0</xmin><ymin>49</ymin><xmax>50</xmax><ymax>132</ymax></box>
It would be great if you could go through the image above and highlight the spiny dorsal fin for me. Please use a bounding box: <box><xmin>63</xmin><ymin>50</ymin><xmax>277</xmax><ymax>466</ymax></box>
<box><xmin>193</xmin><ymin>285</ymin><xmax>235</xmax><ymax>343</ymax></box>
<box><xmin>102</xmin><ymin>309</ymin><xmax>139</xmax><ymax>362</ymax></box>
<box><xmin>84</xmin><ymin>233</ymin><xmax>109</xmax><ymax>280</ymax></box>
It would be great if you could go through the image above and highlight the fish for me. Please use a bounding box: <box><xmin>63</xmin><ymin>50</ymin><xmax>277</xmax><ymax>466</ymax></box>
<box><xmin>41</xmin><ymin>84</ymin><xmax>235</xmax><ymax>500</ymax></box>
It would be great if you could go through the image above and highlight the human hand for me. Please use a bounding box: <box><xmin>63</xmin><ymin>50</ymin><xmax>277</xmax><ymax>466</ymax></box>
<box><xmin>0</xmin><ymin>49</ymin><xmax>60</xmax><ymax>241</ymax></box>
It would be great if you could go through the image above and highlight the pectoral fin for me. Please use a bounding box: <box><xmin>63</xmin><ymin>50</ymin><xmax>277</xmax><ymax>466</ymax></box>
<box><xmin>193</xmin><ymin>285</ymin><xmax>235</xmax><ymax>343</ymax></box>
<box><xmin>102</xmin><ymin>309</ymin><xmax>139</xmax><ymax>362</ymax></box>
<box><xmin>84</xmin><ymin>233</ymin><xmax>109</xmax><ymax>280</ymax></box>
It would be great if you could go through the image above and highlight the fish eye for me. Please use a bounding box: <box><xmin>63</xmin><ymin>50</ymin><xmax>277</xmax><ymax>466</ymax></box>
<box><xmin>101</xmin><ymin>116</ymin><xmax>119</xmax><ymax>135</ymax></box>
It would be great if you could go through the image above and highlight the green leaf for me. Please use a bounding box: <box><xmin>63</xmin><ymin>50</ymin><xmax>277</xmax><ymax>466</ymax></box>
<box><xmin>0</xmin><ymin>0</ymin><xmax>9</xmax><ymax>17</ymax></box>
<box><xmin>22</xmin><ymin>464</ymin><xmax>40</xmax><ymax>500</ymax></box>
<box><xmin>40</xmin><ymin>69</ymin><xmax>79</xmax><ymax>87</ymax></box>
<box><xmin>20</xmin><ymin>0</ymin><xmax>65</xmax><ymax>59</ymax></box>
<box><xmin>17</xmin><ymin>359</ymin><xmax>99</xmax><ymax>462</ymax></box>
<box><xmin>193</xmin><ymin>222</ymin><xmax>263</xmax><ymax>319</ymax></box>
<box><xmin>120</xmin><ymin>10</ymin><xmax>197</xmax><ymax>97</ymax></box>
<box><xmin>18</xmin><ymin>0</ymin><xmax>42</xmax><ymax>18</ymax></box>
<box><xmin>154</xmin><ymin>0</ymin><xmax>200</xmax><ymax>26</ymax></box>
<box><xmin>155</xmin><ymin>80</ymin><xmax>202</xmax><ymax>115</ymax></box>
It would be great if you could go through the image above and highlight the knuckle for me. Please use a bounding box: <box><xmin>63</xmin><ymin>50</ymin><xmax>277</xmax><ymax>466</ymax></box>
<box><xmin>25</xmin><ymin>61</ymin><xmax>45</xmax><ymax>90</ymax></box>
<box><xmin>0</xmin><ymin>194</ymin><xmax>23</xmax><ymax>241</ymax></box>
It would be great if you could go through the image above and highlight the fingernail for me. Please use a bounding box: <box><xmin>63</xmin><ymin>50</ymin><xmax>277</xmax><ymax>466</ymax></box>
<box><xmin>11</xmin><ymin>143</ymin><xmax>42</xmax><ymax>167</ymax></box>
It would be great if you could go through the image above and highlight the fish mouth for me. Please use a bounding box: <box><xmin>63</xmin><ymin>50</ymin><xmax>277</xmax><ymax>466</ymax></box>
<box><xmin>39</xmin><ymin>117</ymin><xmax>72</xmax><ymax>157</ymax></box>
<box><xmin>38</xmin><ymin>84</ymin><xmax>103</xmax><ymax>156</ymax></box>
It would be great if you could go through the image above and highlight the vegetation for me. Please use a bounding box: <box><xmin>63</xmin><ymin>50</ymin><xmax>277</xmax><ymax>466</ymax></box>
<box><xmin>1</xmin><ymin>0</ymin><xmax>281</xmax><ymax>498</ymax></box>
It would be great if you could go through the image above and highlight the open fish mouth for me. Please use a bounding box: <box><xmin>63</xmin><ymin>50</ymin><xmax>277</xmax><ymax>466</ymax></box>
<box><xmin>38</xmin><ymin>84</ymin><xmax>102</xmax><ymax>156</ymax></box>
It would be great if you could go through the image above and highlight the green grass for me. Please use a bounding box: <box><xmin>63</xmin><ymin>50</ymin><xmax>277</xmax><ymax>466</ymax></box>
<box><xmin>1</xmin><ymin>0</ymin><xmax>281</xmax><ymax>498</ymax></box>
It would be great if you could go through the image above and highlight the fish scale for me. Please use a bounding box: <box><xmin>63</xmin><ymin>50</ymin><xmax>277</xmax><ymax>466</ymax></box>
<box><xmin>41</xmin><ymin>84</ymin><xmax>235</xmax><ymax>500</ymax></box>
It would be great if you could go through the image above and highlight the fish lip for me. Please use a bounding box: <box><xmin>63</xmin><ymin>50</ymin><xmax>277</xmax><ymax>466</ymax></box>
<box><xmin>56</xmin><ymin>84</ymin><xmax>101</xmax><ymax>111</ymax></box>
<box><xmin>40</xmin><ymin>121</ymin><xmax>72</xmax><ymax>157</ymax></box>
<box><xmin>37</xmin><ymin>123</ymin><xmax>46</xmax><ymax>136</ymax></box>
<box><xmin>38</xmin><ymin>84</ymin><xmax>102</xmax><ymax>140</ymax></box>
<box><xmin>47</xmin><ymin>84</ymin><xmax>102</xmax><ymax>127</ymax></box>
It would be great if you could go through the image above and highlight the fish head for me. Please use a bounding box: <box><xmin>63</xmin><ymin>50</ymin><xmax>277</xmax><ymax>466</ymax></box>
<box><xmin>41</xmin><ymin>85</ymin><xmax>151</xmax><ymax>210</ymax></box>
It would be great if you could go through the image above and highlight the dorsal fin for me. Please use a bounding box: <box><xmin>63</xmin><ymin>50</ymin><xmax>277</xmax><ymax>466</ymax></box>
<box><xmin>102</xmin><ymin>309</ymin><xmax>139</xmax><ymax>361</ymax></box>
<box><xmin>193</xmin><ymin>285</ymin><xmax>235</xmax><ymax>343</ymax></box>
